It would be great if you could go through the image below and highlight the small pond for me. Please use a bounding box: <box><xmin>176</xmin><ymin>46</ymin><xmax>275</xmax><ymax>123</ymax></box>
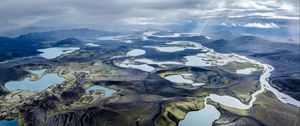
<box><xmin>86</xmin><ymin>85</ymin><xmax>116</xmax><ymax>97</ymax></box>
<box><xmin>126</xmin><ymin>49</ymin><xmax>146</xmax><ymax>57</ymax></box>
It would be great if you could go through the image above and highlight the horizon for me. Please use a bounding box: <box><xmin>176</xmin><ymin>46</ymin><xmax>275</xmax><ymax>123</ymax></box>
<box><xmin>0</xmin><ymin>0</ymin><xmax>299</xmax><ymax>43</ymax></box>
<box><xmin>0</xmin><ymin>1</ymin><xmax>299</xmax><ymax>126</ymax></box>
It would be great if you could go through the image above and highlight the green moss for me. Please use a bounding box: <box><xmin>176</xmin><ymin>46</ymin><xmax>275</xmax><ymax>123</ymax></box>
<box><xmin>18</xmin><ymin>113</ymin><xmax>22</xmax><ymax>126</ymax></box>
<box><xmin>219</xmin><ymin>104</ymin><xmax>250</xmax><ymax>116</ymax></box>
<box><xmin>155</xmin><ymin>98</ymin><xmax>205</xmax><ymax>126</ymax></box>
<box><xmin>78</xmin><ymin>95</ymin><xmax>94</xmax><ymax>103</ymax></box>
<box><xmin>159</xmin><ymin>70</ymin><xmax>189</xmax><ymax>77</ymax></box>
<box><xmin>82</xmin><ymin>82</ymin><xmax>92</xmax><ymax>89</ymax></box>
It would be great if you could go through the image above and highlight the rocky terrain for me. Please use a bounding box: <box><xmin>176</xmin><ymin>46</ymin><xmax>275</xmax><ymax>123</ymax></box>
<box><xmin>0</xmin><ymin>30</ymin><xmax>299</xmax><ymax>126</ymax></box>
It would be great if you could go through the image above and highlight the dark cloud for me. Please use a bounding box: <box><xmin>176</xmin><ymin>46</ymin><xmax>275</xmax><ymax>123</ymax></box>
<box><xmin>0</xmin><ymin>0</ymin><xmax>298</xmax><ymax>32</ymax></box>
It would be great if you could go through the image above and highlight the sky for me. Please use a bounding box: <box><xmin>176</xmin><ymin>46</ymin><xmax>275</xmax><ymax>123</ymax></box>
<box><xmin>0</xmin><ymin>0</ymin><xmax>299</xmax><ymax>42</ymax></box>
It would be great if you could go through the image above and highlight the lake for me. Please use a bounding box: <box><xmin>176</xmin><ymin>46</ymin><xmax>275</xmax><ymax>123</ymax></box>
<box><xmin>0</xmin><ymin>119</ymin><xmax>18</xmax><ymax>126</ymax></box>
<box><xmin>179</xmin><ymin>99</ymin><xmax>220</xmax><ymax>126</ymax></box>
<box><xmin>126</xmin><ymin>49</ymin><xmax>146</xmax><ymax>57</ymax></box>
<box><xmin>37</xmin><ymin>47</ymin><xmax>80</xmax><ymax>59</ymax></box>
<box><xmin>5</xmin><ymin>73</ymin><xmax>64</xmax><ymax>91</ymax></box>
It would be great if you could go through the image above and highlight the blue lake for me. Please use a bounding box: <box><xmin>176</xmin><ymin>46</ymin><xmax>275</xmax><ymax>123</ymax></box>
<box><xmin>179</xmin><ymin>104</ymin><xmax>220</xmax><ymax>126</ymax></box>
<box><xmin>37</xmin><ymin>47</ymin><xmax>79</xmax><ymax>59</ymax></box>
<box><xmin>5</xmin><ymin>73</ymin><xmax>64</xmax><ymax>91</ymax></box>
<box><xmin>0</xmin><ymin>119</ymin><xmax>18</xmax><ymax>126</ymax></box>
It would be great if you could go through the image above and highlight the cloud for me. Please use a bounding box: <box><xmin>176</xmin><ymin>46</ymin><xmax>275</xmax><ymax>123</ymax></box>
<box><xmin>122</xmin><ymin>17</ymin><xmax>160</xmax><ymax>25</ymax></box>
<box><xmin>221</xmin><ymin>22</ymin><xmax>280</xmax><ymax>29</ymax></box>
<box><xmin>221</xmin><ymin>22</ymin><xmax>227</xmax><ymax>26</ymax></box>
<box><xmin>230</xmin><ymin>1</ymin><xmax>270</xmax><ymax>10</ymax></box>
<box><xmin>0</xmin><ymin>0</ymin><xmax>298</xmax><ymax>32</ymax></box>
<box><xmin>243</xmin><ymin>22</ymin><xmax>280</xmax><ymax>29</ymax></box>
<box><xmin>227</xmin><ymin>12</ymin><xmax>299</xmax><ymax>20</ymax></box>
<box><xmin>231</xmin><ymin>23</ymin><xmax>238</xmax><ymax>27</ymax></box>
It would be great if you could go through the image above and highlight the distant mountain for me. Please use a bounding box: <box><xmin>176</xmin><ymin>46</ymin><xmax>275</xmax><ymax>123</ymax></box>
<box><xmin>0</xmin><ymin>28</ymin><xmax>114</xmax><ymax>61</ymax></box>
<box><xmin>206</xmin><ymin>30</ymin><xmax>239</xmax><ymax>40</ymax></box>
<box><xmin>148</xmin><ymin>35</ymin><xmax>211</xmax><ymax>43</ymax></box>
<box><xmin>0</xmin><ymin>26</ymin><xmax>55</xmax><ymax>37</ymax></box>
<box><xmin>17</xmin><ymin>28</ymin><xmax>117</xmax><ymax>41</ymax></box>
<box><xmin>0</xmin><ymin>36</ymin><xmax>41</xmax><ymax>61</ymax></box>
<box><xmin>204</xmin><ymin>36</ymin><xmax>298</xmax><ymax>54</ymax></box>
<box><xmin>52</xmin><ymin>38</ymin><xmax>82</xmax><ymax>47</ymax></box>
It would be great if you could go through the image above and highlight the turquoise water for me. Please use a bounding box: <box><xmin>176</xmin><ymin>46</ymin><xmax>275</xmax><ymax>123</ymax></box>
<box><xmin>5</xmin><ymin>73</ymin><xmax>64</xmax><ymax>91</ymax></box>
<box><xmin>0</xmin><ymin>119</ymin><xmax>18</xmax><ymax>126</ymax></box>
<box><xmin>179</xmin><ymin>104</ymin><xmax>220</xmax><ymax>126</ymax></box>
<box><xmin>37</xmin><ymin>47</ymin><xmax>79</xmax><ymax>59</ymax></box>
<box><xmin>86</xmin><ymin>85</ymin><xmax>116</xmax><ymax>97</ymax></box>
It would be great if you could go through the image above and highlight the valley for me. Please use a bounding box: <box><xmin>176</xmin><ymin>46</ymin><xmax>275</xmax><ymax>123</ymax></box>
<box><xmin>0</xmin><ymin>29</ymin><xmax>299</xmax><ymax>126</ymax></box>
